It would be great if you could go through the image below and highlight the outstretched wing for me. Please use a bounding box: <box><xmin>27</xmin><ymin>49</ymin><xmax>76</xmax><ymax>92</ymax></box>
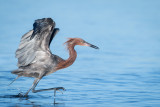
<box><xmin>15</xmin><ymin>18</ymin><xmax>59</xmax><ymax>67</ymax></box>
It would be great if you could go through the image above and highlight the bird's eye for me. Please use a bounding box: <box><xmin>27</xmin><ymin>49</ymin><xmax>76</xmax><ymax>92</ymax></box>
<box><xmin>80</xmin><ymin>40</ymin><xmax>84</xmax><ymax>43</ymax></box>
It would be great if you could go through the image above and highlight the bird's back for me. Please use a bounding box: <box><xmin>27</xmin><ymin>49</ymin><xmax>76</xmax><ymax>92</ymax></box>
<box><xmin>12</xmin><ymin>53</ymin><xmax>61</xmax><ymax>78</ymax></box>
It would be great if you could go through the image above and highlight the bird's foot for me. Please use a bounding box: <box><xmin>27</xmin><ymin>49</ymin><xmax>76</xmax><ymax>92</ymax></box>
<box><xmin>16</xmin><ymin>92</ymin><xmax>28</xmax><ymax>98</ymax></box>
<box><xmin>53</xmin><ymin>87</ymin><xmax>66</xmax><ymax>97</ymax></box>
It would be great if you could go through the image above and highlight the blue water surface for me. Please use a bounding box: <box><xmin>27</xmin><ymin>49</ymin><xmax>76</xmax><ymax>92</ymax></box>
<box><xmin>0</xmin><ymin>0</ymin><xmax>160</xmax><ymax>107</ymax></box>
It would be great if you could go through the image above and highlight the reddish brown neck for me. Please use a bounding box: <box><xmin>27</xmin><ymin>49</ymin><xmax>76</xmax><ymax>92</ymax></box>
<box><xmin>56</xmin><ymin>44</ymin><xmax>77</xmax><ymax>70</ymax></box>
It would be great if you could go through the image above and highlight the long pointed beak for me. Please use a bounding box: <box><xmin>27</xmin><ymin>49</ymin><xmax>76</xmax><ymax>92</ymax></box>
<box><xmin>84</xmin><ymin>42</ymin><xmax>99</xmax><ymax>49</ymax></box>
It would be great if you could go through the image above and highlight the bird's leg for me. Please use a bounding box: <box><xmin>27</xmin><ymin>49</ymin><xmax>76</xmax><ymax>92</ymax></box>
<box><xmin>8</xmin><ymin>76</ymin><xmax>20</xmax><ymax>86</ymax></box>
<box><xmin>24</xmin><ymin>78</ymin><xmax>40</xmax><ymax>97</ymax></box>
<box><xmin>25</xmin><ymin>78</ymin><xmax>65</xmax><ymax>97</ymax></box>
<box><xmin>32</xmin><ymin>86</ymin><xmax>66</xmax><ymax>97</ymax></box>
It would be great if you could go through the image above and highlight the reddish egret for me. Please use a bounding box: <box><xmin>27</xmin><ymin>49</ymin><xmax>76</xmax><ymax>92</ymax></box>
<box><xmin>10</xmin><ymin>18</ymin><xmax>99</xmax><ymax>97</ymax></box>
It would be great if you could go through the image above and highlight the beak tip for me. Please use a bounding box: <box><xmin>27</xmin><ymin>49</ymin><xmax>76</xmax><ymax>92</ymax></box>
<box><xmin>85</xmin><ymin>42</ymin><xmax>99</xmax><ymax>49</ymax></box>
<box><xmin>96</xmin><ymin>47</ymin><xmax>99</xmax><ymax>49</ymax></box>
<box><xmin>90</xmin><ymin>45</ymin><xmax>99</xmax><ymax>49</ymax></box>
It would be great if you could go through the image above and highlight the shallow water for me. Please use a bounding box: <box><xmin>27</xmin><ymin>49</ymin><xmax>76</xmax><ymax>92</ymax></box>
<box><xmin>1</xmin><ymin>0</ymin><xmax>160</xmax><ymax>107</ymax></box>
<box><xmin>1</xmin><ymin>69</ymin><xmax>160</xmax><ymax>107</ymax></box>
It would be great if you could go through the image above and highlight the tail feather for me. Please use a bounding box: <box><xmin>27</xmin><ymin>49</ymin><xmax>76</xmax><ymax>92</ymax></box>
<box><xmin>12</xmin><ymin>69</ymin><xmax>23</xmax><ymax>75</ymax></box>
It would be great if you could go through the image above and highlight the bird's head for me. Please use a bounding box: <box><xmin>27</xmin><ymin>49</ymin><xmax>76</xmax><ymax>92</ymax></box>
<box><xmin>64</xmin><ymin>38</ymin><xmax>99</xmax><ymax>49</ymax></box>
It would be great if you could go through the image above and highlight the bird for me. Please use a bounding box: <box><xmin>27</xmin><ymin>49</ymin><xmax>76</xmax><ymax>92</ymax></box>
<box><xmin>10</xmin><ymin>18</ymin><xmax>99</xmax><ymax>97</ymax></box>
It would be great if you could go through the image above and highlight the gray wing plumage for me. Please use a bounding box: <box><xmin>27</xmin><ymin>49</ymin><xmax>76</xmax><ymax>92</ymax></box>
<box><xmin>16</xmin><ymin>18</ymin><xmax>59</xmax><ymax>67</ymax></box>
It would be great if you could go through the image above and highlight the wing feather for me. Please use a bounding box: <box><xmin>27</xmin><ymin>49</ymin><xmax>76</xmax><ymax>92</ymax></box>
<box><xmin>15</xmin><ymin>18</ymin><xmax>59</xmax><ymax>67</ymax></box>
